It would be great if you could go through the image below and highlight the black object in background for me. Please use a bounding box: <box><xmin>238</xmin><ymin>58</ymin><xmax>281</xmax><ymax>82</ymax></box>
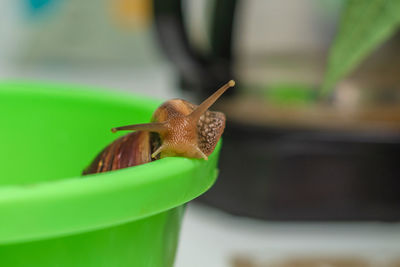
<box><xmin>153</xmin><ymin>0</ymin><xmax>237</xmax><ymax>98</ymax></box>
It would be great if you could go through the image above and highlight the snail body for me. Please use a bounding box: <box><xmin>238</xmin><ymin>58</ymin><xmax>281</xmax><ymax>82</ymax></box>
<box><xmin>83</xmin><ymin>80</ymin><xmax>235</xmax><ymax>175</ymax></box>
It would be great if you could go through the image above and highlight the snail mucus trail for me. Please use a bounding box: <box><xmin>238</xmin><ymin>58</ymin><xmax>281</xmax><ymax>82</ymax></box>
<box><xmin>83</xmin><ymin>80</ymin><xmax>235</xmax><ymax>175</ymax></box>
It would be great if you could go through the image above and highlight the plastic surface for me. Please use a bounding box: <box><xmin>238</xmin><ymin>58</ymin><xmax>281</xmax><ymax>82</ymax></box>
<box><xmin>0</xmin><ymin>81</ymin><xmax>221</xmax><ymax>266</ymax></box>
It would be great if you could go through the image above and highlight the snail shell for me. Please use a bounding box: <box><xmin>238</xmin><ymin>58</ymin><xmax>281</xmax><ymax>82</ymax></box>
<box><xmin>83</xmin><ymin>80</ymin><xmax>234</xmax><ymax>175</ymax></box>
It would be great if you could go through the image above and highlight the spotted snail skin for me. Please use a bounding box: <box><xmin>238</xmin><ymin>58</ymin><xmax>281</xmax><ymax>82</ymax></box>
<box><xmin>83</xmin><ymin>80</ymin><xmax>235</xmax><ymax>175</ymax></box>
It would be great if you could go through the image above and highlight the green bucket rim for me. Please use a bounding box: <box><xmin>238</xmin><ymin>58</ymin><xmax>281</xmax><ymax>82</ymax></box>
<box><xmin>0</xmin><ymin>81</ymin><xmax>220</xmax><ymax>245</ymax></box>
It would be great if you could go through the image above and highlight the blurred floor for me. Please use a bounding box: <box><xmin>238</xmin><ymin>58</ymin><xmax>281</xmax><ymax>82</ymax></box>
<box><xmin>175</xmin><ymin>203</ymin><xmax>400</xmax><ymax>267</ymax></box>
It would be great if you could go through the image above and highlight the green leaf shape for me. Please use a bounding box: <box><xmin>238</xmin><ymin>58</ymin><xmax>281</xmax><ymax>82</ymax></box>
<box><xmin>321</xmin><ymin>0</ymin><xmax>400</xmax><ymax>98</ymax></box>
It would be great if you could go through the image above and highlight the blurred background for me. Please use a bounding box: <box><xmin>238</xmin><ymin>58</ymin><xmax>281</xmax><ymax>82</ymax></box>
<box><xmin>1</xmin><ymin>0</ymin><xmax>400</xmax><ymax>266</ymax></box>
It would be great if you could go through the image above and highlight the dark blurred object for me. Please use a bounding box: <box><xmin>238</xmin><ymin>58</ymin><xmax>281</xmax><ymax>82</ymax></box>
<box><xmin>153</xmin><ymin>0</ymin><xmax>237</xmax><ymax>98</ymax></box>
<box><xmin>208</xmin><ymin>122</ymin><xmax>400</xmax><ymax>221</ymax></box>
<box><xmin>153</xmin><ymin>0</ymin><xmax>400</xmax><ymax>221</ymax></box>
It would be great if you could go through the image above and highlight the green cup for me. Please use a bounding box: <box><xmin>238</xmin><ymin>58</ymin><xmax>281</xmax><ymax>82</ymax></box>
<box><xmin>0</xmin><ymin>82</ymin><xmax>221</xmax><ymax>267</ymax></box>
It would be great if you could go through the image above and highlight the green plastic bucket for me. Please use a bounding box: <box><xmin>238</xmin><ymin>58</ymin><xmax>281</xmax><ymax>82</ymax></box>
<box><xmin>0</xmin><ymin>81</ymin><xmax>220</xmax><ymax>267</ymax></box>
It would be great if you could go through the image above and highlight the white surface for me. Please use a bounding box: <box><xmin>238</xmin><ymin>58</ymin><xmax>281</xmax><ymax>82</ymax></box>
<box><xmin>0</xmin><ymin>64</ymin><xmax>179</xmax><ymax>100</ymax></box>
<box><xmin>175</xmin><ymin>203</ymin><xmax>400</xmax><ymax>267</ymax></box>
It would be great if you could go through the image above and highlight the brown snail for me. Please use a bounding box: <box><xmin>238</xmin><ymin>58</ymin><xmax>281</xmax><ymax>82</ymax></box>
<box><xmin>83</xmin><ymin>80</ymin><xmax>235</xmax><ymax>175</ymax></box>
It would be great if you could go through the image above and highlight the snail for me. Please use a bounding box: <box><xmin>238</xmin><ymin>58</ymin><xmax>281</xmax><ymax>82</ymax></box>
<box><xmin>83</xmin><ymin>80</ymin><xmax>235</xmax><ymax>175</ymax></box>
